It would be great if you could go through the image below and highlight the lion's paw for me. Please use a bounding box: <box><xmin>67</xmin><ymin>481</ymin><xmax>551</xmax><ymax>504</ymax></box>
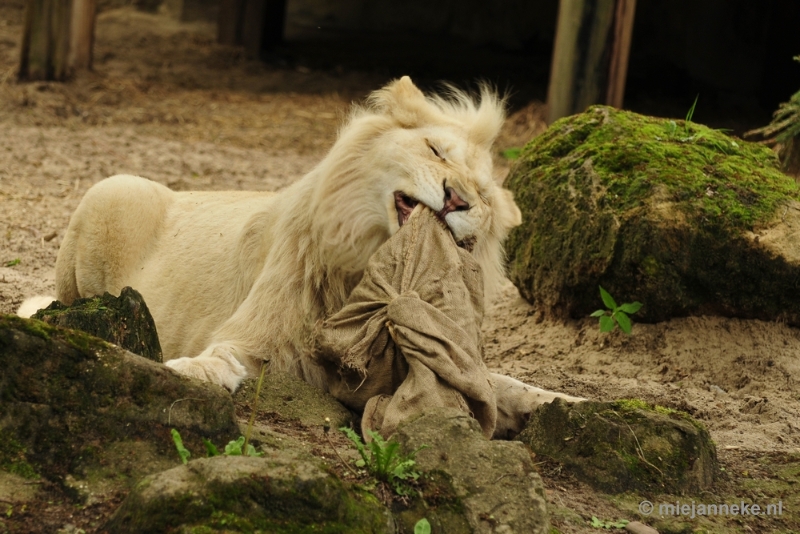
<box><xmin>165</xmin><ymin>344</ymin><xmax>249</xmax><ymax>392</ymax></box>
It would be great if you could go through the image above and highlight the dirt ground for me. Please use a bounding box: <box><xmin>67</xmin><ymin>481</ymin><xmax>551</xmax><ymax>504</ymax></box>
<box><xmin>1</xmin><ymin>5</ymin><xmax>800</xmax><ymax>534</ymax></box>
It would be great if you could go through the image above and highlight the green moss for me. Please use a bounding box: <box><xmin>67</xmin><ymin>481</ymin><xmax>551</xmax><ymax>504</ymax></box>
<box><xmin>519</xmin><ymin>400</ymin><xmax>717</xmax><ymax>494</ymax></box>
<box><xmin>611</xmin><ymin>399</ymin><xmax>706</xmax><ymax>432</ymax></box>
<box><xmin>520</xmin><ymin>106</ymin><xmax>797</xmax><ymax>229</ymax></box>
<box><xmin>506</xmin><ymin>106</ymin><xmax>800</xmax><ymax>324</ymax></box>
<box><xmin>0</xmin><ymin>433</ymin><xmax>38</xmax><ymax>480</ymax></box>
<box><xmin>0</xmin><ymin>315</ymin><xmax>54</xmax><ymax>341</ymax></box>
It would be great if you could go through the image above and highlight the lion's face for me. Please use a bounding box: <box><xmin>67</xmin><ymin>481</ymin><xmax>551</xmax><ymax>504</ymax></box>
<box><xmin>379</xmin><ymin>122</ymin><xmax>511</xmax><ymax>251</ymax></box>
<box><xmin>366</xmin><ymin>78</ymin><xmax>522</xmax><ymax>296</ymax></box>
<box><xmin>315</xmin><ymin>76</ymin><xmax>522</xmax><ymax>299</ymax></box>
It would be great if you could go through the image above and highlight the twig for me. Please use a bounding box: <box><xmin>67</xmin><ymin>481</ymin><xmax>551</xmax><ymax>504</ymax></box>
<box><xmin>168</xmin><ymin>397</ymin><xmax>202</xmax><ymax>425</ymax></box>
<box><xmin>243</xmin><ymin>361</ymin><xmax>268</xmax><ymax>454</ymax></box>
<box><xmin>608</xmin><ymin>410</ymin><xmax>665</xmax><ymax>478</ymax></box>
<box><xmin>325</xmin><ymin>427</ymin><xmax>359</xmax><ymax>478</ymax></box>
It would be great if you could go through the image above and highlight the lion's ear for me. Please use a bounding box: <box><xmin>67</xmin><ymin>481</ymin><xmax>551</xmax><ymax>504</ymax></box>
<box><xmin>493</xmin><ymin>188</ymin><xmax>523</xmax><ymax>237</ymax></box>
<box><xmin>369</xmin><ymin>76</ymin><xmax>428</xmax><ymax>127</ymax></box>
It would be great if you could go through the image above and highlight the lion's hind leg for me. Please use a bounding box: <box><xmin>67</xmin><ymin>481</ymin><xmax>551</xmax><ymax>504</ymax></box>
<box><xmin>58</xmin><ymin>174</ymin><xmax>173</xmax><ymax>301</ymax></box>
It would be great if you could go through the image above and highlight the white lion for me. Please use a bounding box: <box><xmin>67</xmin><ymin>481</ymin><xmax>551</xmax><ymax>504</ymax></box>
<box><xmin>20</xmin><ymin>77</ymin><xmax>582</xmax><ymax>437</ymax></box>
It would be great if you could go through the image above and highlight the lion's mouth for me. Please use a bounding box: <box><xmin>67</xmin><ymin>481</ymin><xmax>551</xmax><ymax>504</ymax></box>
<box><xmin>394</xmin><ymin>191</ymin><xmax>476</xmax><ymax>252</ymax></box>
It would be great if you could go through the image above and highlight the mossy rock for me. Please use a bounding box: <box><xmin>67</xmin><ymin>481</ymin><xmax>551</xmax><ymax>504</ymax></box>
<box><xmin>233</xmin><ymin>372</ymin><xmax>354</xmax><ymax>430</ymax></box>
<box><xmin>393</xmin><ymin>408</ymin><xmax>549</xmax><ymax>534</ymax></box>
<box><xmin>0</xmin><ymin>315</ymin><xmax>239</xmax><ymax>496</ymax></box>
<box><xmin>506</xmin><ymin>106</ymin><xmax>800</xmax><ymax>323</ymax></box>
<box><xmin>33</xmin><ymin>286</ymin><xmax>162</xmax><ymax>362</ymax></box>
<box><xmin>517</xmin><ymin>399</ymin><xmax>718</xmax><ymax>494</ymax></box>
<box><xmin>105</xmin><ymin>454</ymin><xmax>392</xmax><ymax>533</ymax></box>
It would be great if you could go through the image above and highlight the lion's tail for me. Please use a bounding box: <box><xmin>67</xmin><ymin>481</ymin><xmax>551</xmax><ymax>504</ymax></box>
<box><xmin>17</xmin><ymin>295</ymin><xmax>56</xmax><ymax>318</ymax></box>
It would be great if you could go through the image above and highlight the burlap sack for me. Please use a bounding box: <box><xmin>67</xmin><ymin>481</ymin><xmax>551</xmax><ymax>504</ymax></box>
<box><xmin>313</xmin><ymin>206</ymin><xmax>497</xmax><ymax>438</ymax></box>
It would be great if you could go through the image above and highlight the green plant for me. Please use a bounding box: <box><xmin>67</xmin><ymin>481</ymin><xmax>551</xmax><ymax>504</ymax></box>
<box><xmin>590</xmin><ymin>286</ymin><xmax>642</xmax><ymax>334</ymax></box>
<box><xmin>171</xmin><ymin>429</ymin><xmax>262</xmax><ymax>465</ymax></box>
<box><xmin>746</xmin><ymin>56</ymin><xmax>800</xmax><ymax>170</ymax></box>
<box><xmin>4</xmin><ymin>258</ymin><xmax>20</xmax><ymax>267</ymax></box>
<box><xmin>339</xmin><ymin>427</ymin><xmax>426</xmax><ymax>496</ymax></box>
<box><xmin>171</xmin><ymin>428</ymin><xmax>191</xmax><ymax>465</ymax></box>
<box><xmin>414</xmin><ymin>517</ymin><xmax>431</xmax><ymax>534</ymax></box>
<box><xmin>502</xmin><ymin>147</ymin><xmax>523</xmax><ymax>160</ymax></box>
<box><xmin>590</xmin><ymin>516</ymin><xmax>629</xmax><ymax>529</ymax></box>
<box><xmin>666</xmin><ymin>94</ymin><xmax>699</xmax><ymax>140</ymax></box>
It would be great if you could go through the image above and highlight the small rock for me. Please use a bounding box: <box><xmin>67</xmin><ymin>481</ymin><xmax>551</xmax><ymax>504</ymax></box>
<box><xmin>394</xmin><ymin>408</ymin><xmax>549</xmax><ymax>534</ymax></box>
<box><xmin>517</xmin><ymin>399</ymin><xmax>718</xmax><ymax>494</ymax></box>
<box><xmin>105</xmin><ymin>454</ymin><xmax>392</xmax><ymax>533</ymax></box>
<box><xmin>33</xmin><ymin>286</ymin><xmax>162</xmax><ymax>362</ymax></box>
<box><xmin>626</xmin><ymin>520</ymin><xmax>660</xmax><ymax>534</ymax></box>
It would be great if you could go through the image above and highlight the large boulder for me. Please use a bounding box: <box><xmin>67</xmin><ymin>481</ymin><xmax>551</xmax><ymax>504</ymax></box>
<box><xmin>517</xmin><ymin>399</ymin><xmax>718</xmax><ymax>494</ymax></box>
<box><xmin>0</xmin><ymin>315</ymin><xmax>239</xmax><ymax>499</ymax></box>
<box><xmin>393</xmin><ymin>409</ymin><xmax>550</xmax><ymax>534</ymax></box>
<box><xmin>505</xmin><ymin>106</ymin><xmax>800</xmax><ymax>323</ymax></box>
<box><xmin>32</xmin><ymin>286</ymin><xmax>162</xmax><ymax>362</ymax></box>
<box><xmin>105</xmin><ymin>454</ymin><xmax>392</xmax><ymax>533</ymax></box>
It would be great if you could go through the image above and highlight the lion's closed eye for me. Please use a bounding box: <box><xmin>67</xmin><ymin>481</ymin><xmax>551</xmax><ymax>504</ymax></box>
<box><xmin>427</xmin><ymin>142</ymin><xmax>445</xmax><ymax>161</ymax></box>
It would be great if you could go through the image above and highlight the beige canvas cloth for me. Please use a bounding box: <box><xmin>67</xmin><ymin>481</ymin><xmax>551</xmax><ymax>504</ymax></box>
<box><xmin>313</xmin><ymin>206</ymin><xmax>497</xmax><ymax>438</ymax></box>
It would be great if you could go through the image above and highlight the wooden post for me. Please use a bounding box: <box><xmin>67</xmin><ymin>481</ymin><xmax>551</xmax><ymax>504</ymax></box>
<box><xmin>218</xmin><ymin>0</ymin><xmax>286</xmax><ymax>58</ymax></box>
<box><xmin>68</xmin><ymin>0</ymin><xmax>96</xmax><ymax>71</ymax></box>
<box><xmin>546</xmin><ymin>0</ymin><xmax>637</xmax><ymax>124</ymax></box>
<box><xmin>218</xmin><ymin>0</ymin><xmax>246</xmax><ymax>45</ymax></box>
<box><xmin>19</xmin><ymin>0</ymin><xmax>96</xmax><ymax>81</ymax></box>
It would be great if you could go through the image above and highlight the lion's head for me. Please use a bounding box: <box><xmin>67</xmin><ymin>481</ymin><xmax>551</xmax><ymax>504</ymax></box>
<box><xmin>308</xmin><ymin>76</ymin><xmax>522</xmax><ymax>302</ymax></box>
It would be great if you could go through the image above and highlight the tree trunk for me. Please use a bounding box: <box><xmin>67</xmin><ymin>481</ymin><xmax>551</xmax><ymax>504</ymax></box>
<box><xmin>546</xmin><ymin>0</ymin><xmax>637</xmax><ymax>123</ymax></box>
<box><xmin>19</xmin><ymin>0</ymin><xmax>96</xmax><ymax>81</ymax></box>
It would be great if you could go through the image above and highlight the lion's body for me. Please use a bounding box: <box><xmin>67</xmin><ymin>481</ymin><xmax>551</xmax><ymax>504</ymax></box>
<box><xmin>58</xmin><ymin>178</ymin><xmax>278</xmax><ymax>365</ymax></box>
<box><xmin>24</xmin><ymin>76</ymin><xmax>586</xmax><ymax>437</ymax></box>
<box><xmin>47</xmin><ymin>76</ymin><xmax>527</xmax><ymax>392</ymax></box>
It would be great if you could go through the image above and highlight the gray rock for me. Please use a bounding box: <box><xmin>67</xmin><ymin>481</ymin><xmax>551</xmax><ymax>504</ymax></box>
<box><xmin>104</xmin><ymin>454</ymin><xmax>393</xmax><ymax>533</ymax></box>
<box><xmin>393</xmin><ymin>408</ymin><xmax>550</xmax><ymax>534</ymax></box>
<box><xmin>0</xmin><ymin>315</ymin><xmax>239</xmax><ymax>499</ymax></box>
<box><xmin>517</xmin><ymin>399</ymin><xmax>718</xmax><ymax>494</ymax></box>
<box><xmin>33</xmin><ymin>286</ymin><xmax>162</xmax><ymax>362</ymax></box>
<box><xmin>234</xmin><ymin>372</ymin><xmax>354</xmax><ymax>429</ymax></box>
<box><xmin>505</xmin><ymin>106</ymin><xmax>800</xmax><ymax>324</ymax></box>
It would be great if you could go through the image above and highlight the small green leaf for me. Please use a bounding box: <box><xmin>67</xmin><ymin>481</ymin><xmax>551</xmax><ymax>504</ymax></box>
<box><xmin>4</xmin><ymin>258</ymin><xmax>20</xmax><ymax>267</ymax></box>
<box><xmin>599</xmin><ymin>286</ymin><xmax>617</xmax><ymax>310</ymax></box>
<box><xmin>590</xmin><ymin>516</ymin><xmax>603</xmax><ymax>528</ymax></box>
<box><xmin>618</xmin><ymin>301</ymin><xmax>642</xmax><ymax>314</ymax></box>
<box><xmin>414</xmin><ymin>518</ymin><xmax>431</xmax><ymax>534</ymax></box>
<box><xmin>599</xmin><ymin>315</ymin><xmax>615</xmax><ymax>333</ymax></box>
<box><xmin>590</xmin><ymin>309</ymin><xmax>606</xmax><ymax>318</ymax></box>
<box><xmin>244</xmin><ymin>443</ymin><xmax>263</xmax><ymax>457</ymax></box>
<box><xmin>501</xmin><ymin>147</ymin><xmax>522</xmax><ymax>160</ymax></box>
<box><xmin>685</xmin><ymin>94</ymin><xmax>700</xmax><ymax>123</ymax></box>
<box><xmin>202</xmin><ymin>438</ymin><xmax>220</xmax><ymax>457</ymax></box>
<box><xmin>171</xmin><ymin>429</ymin><xmax>191</xmax><ymax>465</ymax></box>
<box><xmin>224</xmin><ymin>436</ymin><xmax>245</xmax><ymax>456</ymax></box>
<box><xmin>615</xmin><ymin>311</ymin><xmax>632</xmax><ymax>334</ymax></box>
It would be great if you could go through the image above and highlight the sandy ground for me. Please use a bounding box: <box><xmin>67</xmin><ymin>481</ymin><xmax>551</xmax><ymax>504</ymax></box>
<box><xmin>2</xmin><ymin>5</ymin><xmax>799</xmax><ymax>533</ymax></box>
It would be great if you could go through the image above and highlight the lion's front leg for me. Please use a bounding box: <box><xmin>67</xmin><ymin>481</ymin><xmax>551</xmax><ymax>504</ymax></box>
<box><xmin>165</xmin><ymin>342</ymin><xmax>251</xmax><ymax>392</ymax></box>
<box><xmin>491</xmin><ymin>373</ymin><xmax>586</xmax><ymax>439</ymax></box>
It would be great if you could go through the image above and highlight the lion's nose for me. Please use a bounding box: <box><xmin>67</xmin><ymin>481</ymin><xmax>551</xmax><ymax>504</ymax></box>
<box><xmin>438</xmin><ymin>187</ymin><xmax>470</xmax><ymax>218</ymax></box>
